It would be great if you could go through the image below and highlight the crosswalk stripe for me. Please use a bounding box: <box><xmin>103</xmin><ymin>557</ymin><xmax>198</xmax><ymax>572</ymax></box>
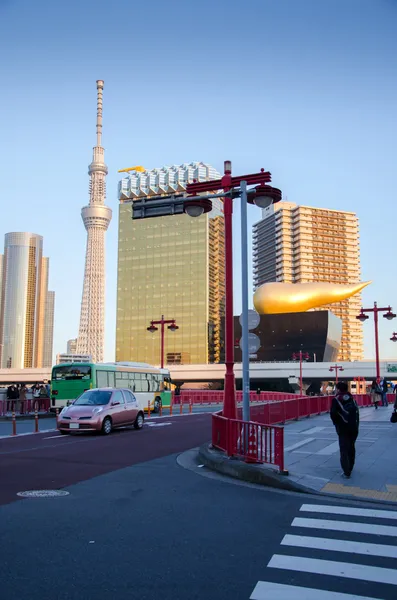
<box><xmin>268</xmin><ymin>554</ymin><xmax>397</xmax><ymax>585</ymax></box>
<box><xmin>292</xmin><ymin>517</ymin><xmax>397</xmax><ymax>537</ymax></box>
<box><xmin>281</xmin><ymin>533</ymin><xmax>397</xmax><ymax>558</ymax></box>
<box><xmin>300</xmin><ymin>503</ymin><xmax>397</xmax><ymax>521</ymax></box>
<box><xmin>250</xmin><ymin>581</ymin><xmax>377</xmax><ymax>600</ymax></box>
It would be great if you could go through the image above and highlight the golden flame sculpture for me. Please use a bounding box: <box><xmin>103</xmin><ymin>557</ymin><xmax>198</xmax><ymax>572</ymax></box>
<box><xmin>253</xmin><ymin>281</ymin><xmax>371</xmax><ymax>314</ymax></box>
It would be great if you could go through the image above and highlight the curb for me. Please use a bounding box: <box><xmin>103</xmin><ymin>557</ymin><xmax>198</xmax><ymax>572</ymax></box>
<box><xmin>198</xmin><ymin>443</ymin><xmax>397</xmax><ymax>507</ymax></box>
<box><xmin>198</xmin><ymin>443</ymin><xmax>315</xmax><ymax>494</ymax></box>
<box><xmin>0</xmin><ymin>413</ymin><xmax>54</xmax><ymax>422</ymax></box>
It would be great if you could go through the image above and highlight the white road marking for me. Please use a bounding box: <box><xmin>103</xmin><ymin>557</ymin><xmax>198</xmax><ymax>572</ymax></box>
<box><xmin>146</xmin><ymin>422</ymin><xmax>172</xmax><ymax>427</ymax></box>
<box><xmin>268</xmin><ymin>554</ymin><xmax>397</xmax><ymax>585</ymax></box>
<box><xmin>284</xmin><ymin>438</ymin><xmax>315</xmax><ymax>452</ymax></box>
<box><xmin>292</xmin><ymin>517</ymin><xmax>397</xmax><ymax>537</ymax></box>
<box><xmin>42</xmin><ymin>435</ymin><xmax>66</xmax><ymax>440</ymax></box>
<box><xmin>300</xmin><ymin>504</ymin><xmax>397</xmax><ymax>521</ymax></box>
<box><xmin>250</xmin><ymin>581</ymin><xmax>377</xmax><ymax>600</ymax></box>
<box><xmin>281</xmin><ymin>534</ymin><xmax>397</xmax><ymax>558</ymax></box>
<box><xmin>317</xmin><ymin>441</ymin><xmax>339</xmax><ymax>455</ymax></box>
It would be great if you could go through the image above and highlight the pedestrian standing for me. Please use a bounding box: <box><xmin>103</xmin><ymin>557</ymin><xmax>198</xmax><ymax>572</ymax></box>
<box><xmin>330</xmin><ymin>381</ymin><xmax>359</xmax><ymax>479</ymax></box>
<box><xmin>382</xmin><ymin>379</ymin><xmax>389</xmax><ymax>406</ymax></box>
<box><xmin>19</xmin><ymin>384</ymin><xmax>27</xmax><ymax>414</ymax></box>
<box><xmin>370</xmin><ymin>379</ymin><xmax>380</xmax><ymax>409</ymax></box>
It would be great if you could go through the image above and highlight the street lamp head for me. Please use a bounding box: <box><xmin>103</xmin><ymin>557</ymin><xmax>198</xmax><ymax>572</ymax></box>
<box><xmin>384</xmin><ymin>310</ymin><xmax>396</xmax><ymax>321</ymax></box>
<box><xmin>356</xmin><ymin>312</ymin><xmax>369</xmax><ymax>322</ymax></box>
<box><xmin>248</xmin><ymin>184</ymin><xmax>282</xmax><ymax>209</ymax></box>
<box><xmin>147</xmin><ymin>325</ymin><xmax>158</xmax><ymax>334</ymax></box>
<box><xmin>390</xmin><ymin>333</ymin><xmax>397</xmax><ymax>342</ymax></box>
<box><xmin>224</xmin><ymin>160</ymin><xmax>232</xmax><ymax>174</ymax></box>
<box><xmin>183</xmin><ymin>198</ymin><xmax>212</xmax><ymax>218</ymax></box>
<box><xmin>168</xmin><ymin>323</ymin><xmax>179</xmax><ymax>332</ymax></box>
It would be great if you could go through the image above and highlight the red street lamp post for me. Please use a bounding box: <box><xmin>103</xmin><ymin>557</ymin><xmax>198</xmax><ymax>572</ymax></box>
<box><xmin>186</xmin><ymin>161</ymin><xmax>281</xmax><ymax>419</ymax></box>
<box><xmin>147</xmin><ymin>315</ymin><xmax>179</xmax><ymax>369</ymax></box>
<box><xmin>356</xmin><ymin>303</ymin><xmax>396</xmax><ymax>382</ymax></box>
<box><xmin>329</xmin><ymin>364</ymin><xmax>344</xmax><ymax>384</ymax></box>
<box><xmin>292</xmin><ymin>351</ymin><xmax>310</xmax><ymax>396</ymax></box>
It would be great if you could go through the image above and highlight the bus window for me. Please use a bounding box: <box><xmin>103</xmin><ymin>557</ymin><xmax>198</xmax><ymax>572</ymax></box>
<box><xmin>108</xmin><ymin>371</ymin><xmax>115</xmax><ymax>388</ymax></box>
<box><xmin>52</xmin><ymin>365</ymin><xmax>91</xmax><ymax>381</ymax></box>
<box><xmin>96</xmin><ymin>371</ymin><xmax>108</xmax><ymax>388</ymax></box>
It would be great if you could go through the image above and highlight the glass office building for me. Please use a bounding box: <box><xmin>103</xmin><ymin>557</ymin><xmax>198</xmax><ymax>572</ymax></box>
<box><xmin>0</xmin><ymin>233</ymin><xmax>55</xmax><ymax>368</ymax></box>
<box><xmin>116</xmin><ymin>162</ymin><xmax>225</xmax><ymax>365</ymax></box>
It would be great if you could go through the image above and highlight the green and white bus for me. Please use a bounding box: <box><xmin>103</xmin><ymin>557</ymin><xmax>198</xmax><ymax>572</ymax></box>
<box><xmin>50</xmin><ymin>362</ymin><xmax>172</xmax><ymax>413</ymax></box>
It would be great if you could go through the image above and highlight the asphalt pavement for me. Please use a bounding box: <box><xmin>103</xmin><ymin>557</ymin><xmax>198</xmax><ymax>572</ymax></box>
<box><xmin>1</xmin><ymin>446</ymin><xmax>397</xmax><ymax>600</ymax></box>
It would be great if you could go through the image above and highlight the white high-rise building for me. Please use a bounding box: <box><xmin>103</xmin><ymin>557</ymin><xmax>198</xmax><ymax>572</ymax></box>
<box><xmin>253</xmin><ymin>202</ymin><xmax>363</xmax><ymax>361</ymax></box>
<box><xmin>76</xmin><ymin>81</ymin><xmax>112</xmax><ymax>362</ymax></box>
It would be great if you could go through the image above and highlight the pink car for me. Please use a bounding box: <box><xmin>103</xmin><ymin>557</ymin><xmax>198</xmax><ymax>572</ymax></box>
<box><xmin>57</xmin><ymin>388</ymin><xmax>144</xmax><ymax>435</ymax></box>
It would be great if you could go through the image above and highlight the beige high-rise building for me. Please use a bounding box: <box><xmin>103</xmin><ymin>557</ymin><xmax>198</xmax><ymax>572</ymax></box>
<box><xmin>253</xmin><ymin>202</ymin><xmax>363</xmax><ymax>361</ymax></box>
<box><xmin>0</xmin><ymin>233</ymin><xmax>55</xmax><ymax>368</ymax></box>
<box><xmin>67</xmin><ymin>338</ymin><xmax>78</xmax><ymax>354</ymax></box>
<box><xmin>116</xmin><ymin>162</ymin><xmax>225</xmax><ymax>365</ymax></box>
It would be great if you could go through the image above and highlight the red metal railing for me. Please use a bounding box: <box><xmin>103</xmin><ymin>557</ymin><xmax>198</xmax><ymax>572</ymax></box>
<box><xmin>212</xmin><ymin>411</ymin><xmax>284</xmax><ymax>471</ymax></box>
<box><xmin>173</xmin><ymin>390</ymin><xmax>297</xmax><ymax>405</ymax></box>
<box><xmin>0</xmin><ymin>398</ymin><xmax>50</xmax><ymax>417</ymax></box>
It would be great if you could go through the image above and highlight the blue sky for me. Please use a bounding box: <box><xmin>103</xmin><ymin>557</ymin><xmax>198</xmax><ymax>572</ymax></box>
<box><xmin>0</xmin><ymin>0</ymin><xmax>396</xmax><ymax>362</ymax></box>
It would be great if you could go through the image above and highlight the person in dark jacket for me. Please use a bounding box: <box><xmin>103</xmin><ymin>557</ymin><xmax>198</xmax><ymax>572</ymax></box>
<box><xmin>330</xmin><ymin>382</ymin><xmax>359</xmax><ymax>478</ymax></box>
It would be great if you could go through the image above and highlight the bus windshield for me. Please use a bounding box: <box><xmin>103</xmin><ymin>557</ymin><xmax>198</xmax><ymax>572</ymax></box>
<box><xmin>52</xmin><ymin>365</ymin><xmax>92</xmax><ymax>381</ymax></box>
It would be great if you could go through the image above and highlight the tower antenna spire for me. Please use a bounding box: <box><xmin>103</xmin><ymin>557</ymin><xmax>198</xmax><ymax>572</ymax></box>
<box><xmin>96</xmin><ymin>79</ymin><xmax>104</xmax><ymax>147</ymax></box>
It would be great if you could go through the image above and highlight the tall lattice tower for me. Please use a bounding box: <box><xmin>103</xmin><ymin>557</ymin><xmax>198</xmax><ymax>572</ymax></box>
<box><xmin>76</xmin><ymin>80</ymin><xmax>112</xmax><ymax>362</ymax></box>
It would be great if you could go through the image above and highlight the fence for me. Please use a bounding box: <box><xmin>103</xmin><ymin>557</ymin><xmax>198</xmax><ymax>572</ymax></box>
<box><xmin>212</xmin><ymin>392</ymin><xmax>390</xmax><ymax>471</ymax></box>
<box><xmin>0</xmin><ymin>398</ymin><xmax>50</xmax><ymax>417</ymax></box>
<box><xmin>173</xmin><ymin>390</ymin><xmax>297</xmax><ymax>405</ymax></box>
<box><xmin>212</xmin><ymin>412</ymin><xmax>285</xmax><ymax>471</ymax></box>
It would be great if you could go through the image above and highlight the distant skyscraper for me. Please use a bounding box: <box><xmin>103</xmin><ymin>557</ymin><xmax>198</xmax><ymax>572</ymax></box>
<box><xmin>43</xmin><ymin>291</ymin><xmax>55</xmax><ymax>367</ymax></box>
<box><xmin>116</xmin><ymin>162</ymin><xmax>225</xmax><ymax>365</ymax></box>
<box><xmin>0</xmin><ymin>233</ymin><xmax>55</xmax><ymax>368</ymax></box>
<box><xmin>67</xmin><ymin>338</ymin><xmax>77</xmax><ymax>354</ymax></box>
<box><xmin>253</xmin><ymin>202</ymin><xmax>363</xmax><ymax>361</ymax></box>
<box><xmin>76</xmin><ymin>80</ymin><xmax>112</xmax><ymax>363</ymax></box>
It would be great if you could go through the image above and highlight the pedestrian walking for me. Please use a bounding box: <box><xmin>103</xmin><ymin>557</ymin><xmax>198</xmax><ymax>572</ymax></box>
<box><xmin>32</xmin><ymin>383</ymin><xmax>41</xmax><ymax>411</ymax></box>
<box><xmin>330</xmin><ymin>381</ymin><xmax>359</xmax><ymax>479</ymax></box>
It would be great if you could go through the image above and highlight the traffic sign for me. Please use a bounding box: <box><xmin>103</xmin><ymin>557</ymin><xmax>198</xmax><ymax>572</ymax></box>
<box><xmin>239</xmin><ymin>309</ymin><xmax>260</xmax><ymax>331</ymax></box>
<box><xmin>240</xmin><ymin>333</ymin><xmax>260</xmax><ymax>354</ymax></box>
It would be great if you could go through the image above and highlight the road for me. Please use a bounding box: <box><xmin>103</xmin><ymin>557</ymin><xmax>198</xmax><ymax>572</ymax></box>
<box><xmin>1</xmin><ymin>412</ymin><xmax>397</xmax><ymax>599</ymax></box>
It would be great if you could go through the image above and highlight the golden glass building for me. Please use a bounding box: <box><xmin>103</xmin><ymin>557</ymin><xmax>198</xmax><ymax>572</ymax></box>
<box><xmin>253</xmin><ymin>202</ymin><xmax>363</xmax><ymax>361</ymax></box>
<box><xmin>116</xmin><ymin>162</ymin><xmax>225</xmax><ymax>365</ymax></box>
<box><xmin>0</xmin><ymin>233</ymin><xmax>55</xmax><ymax>368</ymax></box>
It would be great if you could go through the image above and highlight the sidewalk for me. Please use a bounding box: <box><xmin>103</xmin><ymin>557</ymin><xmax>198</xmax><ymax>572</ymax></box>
<box><xmin>284</xmin><ymin>405</ymin><xmax>397</xmax><ymax>502</ymax></box>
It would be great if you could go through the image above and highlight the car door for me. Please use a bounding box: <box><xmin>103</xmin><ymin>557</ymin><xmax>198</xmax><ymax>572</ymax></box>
<box><xmin>109</xmin><ymin>390</ymin><xmax>127</xmax><ymax>426</ymax></box>
<box><xmin>123</xmin><ymin>390</ymin><xmax>139</xmax><ymax>424</ymax></box>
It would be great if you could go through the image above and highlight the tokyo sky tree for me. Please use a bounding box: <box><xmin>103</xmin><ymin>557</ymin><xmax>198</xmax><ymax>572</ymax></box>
<box><xmin>76</xmin><ymin>80</ymin><xmax>112</xmax><ymax>362</ymax></box>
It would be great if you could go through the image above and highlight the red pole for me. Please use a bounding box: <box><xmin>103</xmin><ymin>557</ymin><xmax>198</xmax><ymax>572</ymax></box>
<box><xmin>374</xmin><ymin>303</ymin><xmax>380</xmax><ymax>382</ymax></box>
<box><xmin>299</xmin><ymin>351</ymin><xmax>303</xmax><ymax>396</ymax></box>
<box><xmin>160</xmin><ymin>316</ymin><xmax>165</xmax><ymax>370</ymax></box>
<box><xmin>222</xmin><ymin>162</ymin><xmax>237</xmax><ymax>420</ymax></box>
<box><xmin>147</xmin><ymin>400</ymin><xmax>151</xmax><ymax>418</ymax></box>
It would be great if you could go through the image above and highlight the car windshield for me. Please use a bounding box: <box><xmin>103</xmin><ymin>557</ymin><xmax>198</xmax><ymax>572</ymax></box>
<box><xmin>73</xmin><ymin>390</ymin><xmax>112</xmax><ymax>406</ymax></box>
<box><xmin>52</xmin><ymin>365</ymin><xmax>91</xmax><ymax>380</ymax></box>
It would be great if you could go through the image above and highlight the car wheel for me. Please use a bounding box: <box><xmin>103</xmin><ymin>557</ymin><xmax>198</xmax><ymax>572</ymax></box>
<box><xmin>153</xmin><ymin>397</ymin><xmax>161</xmax><ymax>413</ymax></box>
<box><xmin>134</xmin><ymin>412</ymin><xmax>144</xmax><ymax>430</ymax></box>
<box><xmin>101</xmin><ymin>417</ymin><xmax>113</xmax><ymax>435</ymax></box>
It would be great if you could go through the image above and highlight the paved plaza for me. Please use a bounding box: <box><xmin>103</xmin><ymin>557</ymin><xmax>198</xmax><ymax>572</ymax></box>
<box><xmin>283</xmin><ymin>405</ymin><xmax>397</xmax><ymax>502</ymax></box>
